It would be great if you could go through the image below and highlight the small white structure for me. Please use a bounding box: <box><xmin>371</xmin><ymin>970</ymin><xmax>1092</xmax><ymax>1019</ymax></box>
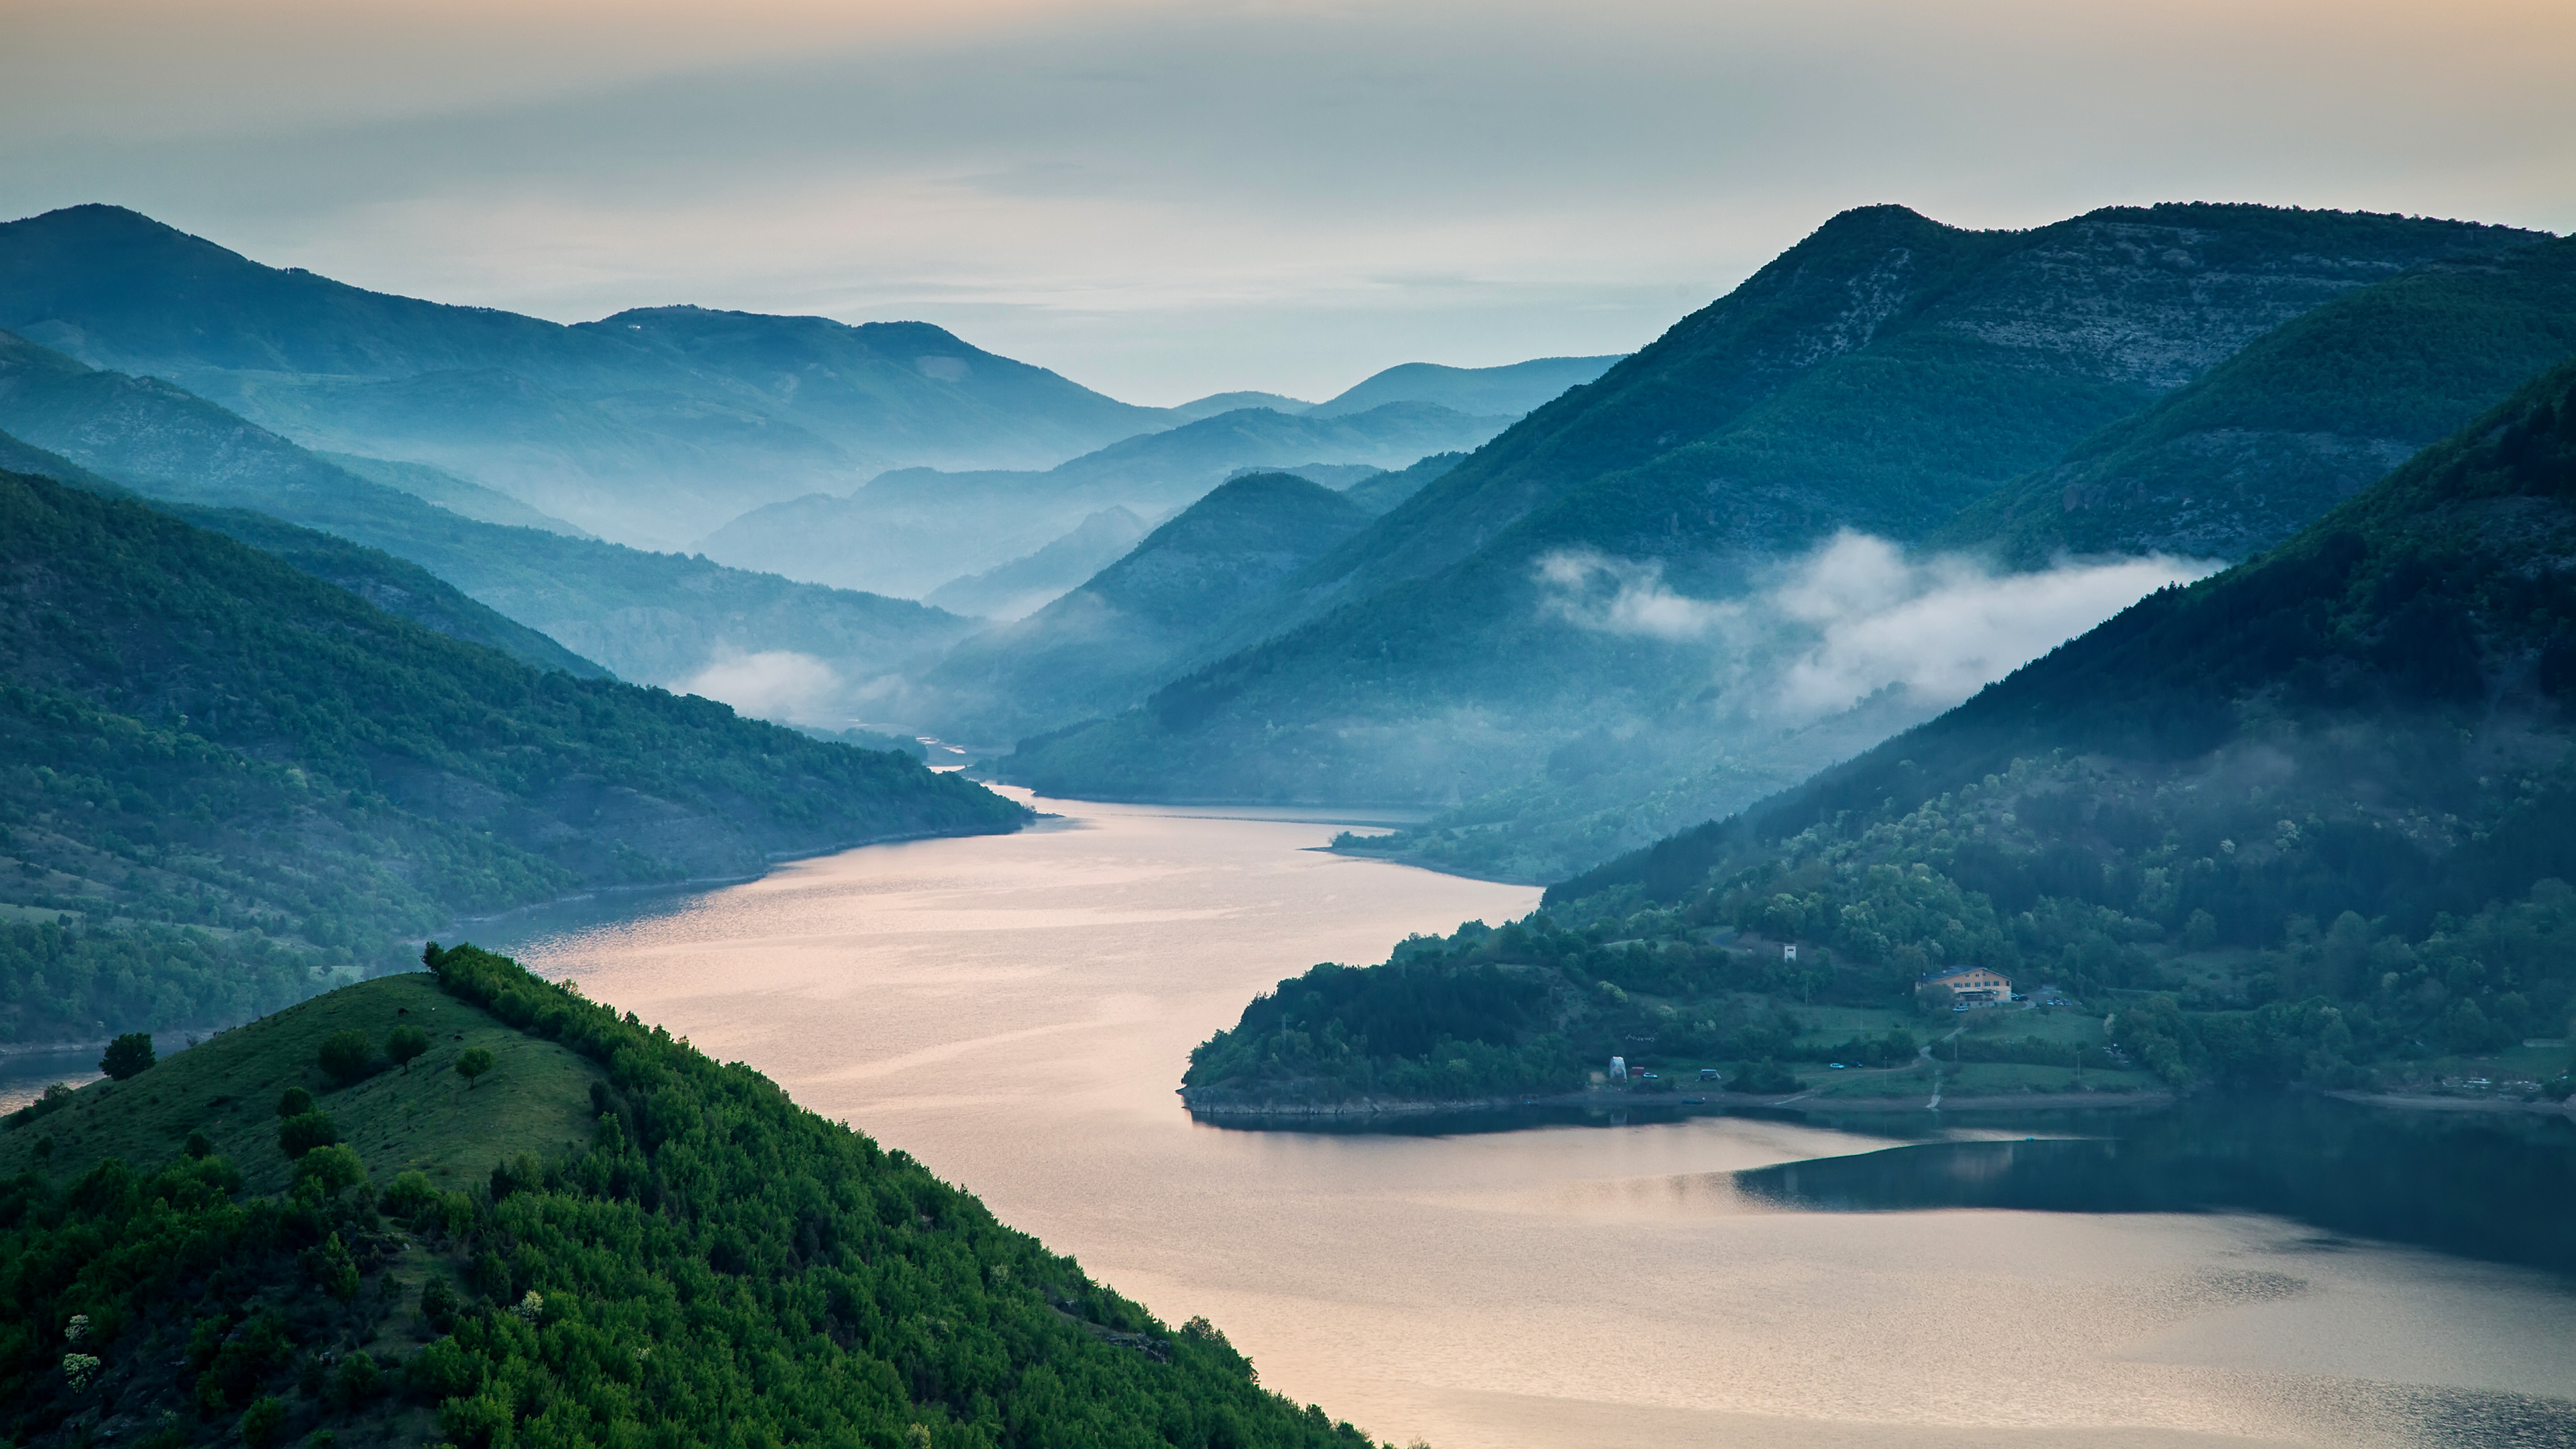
<box><xmin>1782</xmin><ymin>943</ymin><xmax>1798</xmax><ymax>963</ymax></box>
<box><xmin>1609</xmin><ymin>1055</ymin><xmax>1628</xmax><ymax>1082</ymax></box>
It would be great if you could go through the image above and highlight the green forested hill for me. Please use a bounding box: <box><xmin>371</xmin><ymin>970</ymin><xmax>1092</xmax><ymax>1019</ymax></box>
<box><xmin>917</xmin><ymin>474</ymin><xmax>1375</xmax><ymax>743</ymax></box>
<box><xmin>1000</xmin><ymin>205</ymin><xmax>2537</xmax><ymax>809</ymax></box>
<box><xmin>1184</xmin><ymin>358</ymin><xmax>2576</xmax><ymax>1106</ymax></box>
<box><xmin>0</xmin><ymin>329</ymin><xmax>982</xmax><ymax>698</ymax></box>
<box><xmin>159</xmin><ymin>504</ymin><xmax>612</xmax><ymax>680</ymax></box>
<box><xmin>1947</xmin><ymin>236</ymin><xmax>2576</xmax><ymax>566</ymax></box>
<box><xmin>0</xmin><ymin>425</ymin><xmax>608</xmax><ymax>679</ymax></box>
<box><xmin>0</xmin><ymin>471</ymin><xmax>1023</xmax><ymax>1042</ymax></box>
<box><xmin>1</xmin><ymin>951</ymin><xmax>1375</xmax><ymax>1449</ymax></box>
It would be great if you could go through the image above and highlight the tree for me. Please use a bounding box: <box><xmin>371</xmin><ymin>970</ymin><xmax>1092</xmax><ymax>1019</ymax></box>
<box><xmin>454</xmin><ymin>1046</ymin><xmax>494</xmax><ymax>1089</ymax></box>
<box><xmin>99</xmin><ymin>1032</ymin><xmax>155</xmax><ymax>1080</ymax></box>
<box><xmin>238</xmin><ymin>1397</ymin><xmax>288</xmax><ymax>1448</ymax></box>
<box><xmin>316</xmin><ymin>1029</ymin><xmax>376</xmax><ymax>1086</ymax></box>
<box><xmin>292</xmin><ymin>1143</ymin><xmax>368</xmax><ymax>1197</ymax></box>
<box><xmin>277</xmin><ymin>1110</ymin><xmax>339</xmax><ymax>1159</ymax></box>
<box><xmin>276</xmin><ymin>1086</ymin><xmax>313</xmax><ymax>1118</ymax></box>
<box><xmin>386</xmin><ymin>1022</ymin><xmax>430</xmax><ymax>1071</ymax></box>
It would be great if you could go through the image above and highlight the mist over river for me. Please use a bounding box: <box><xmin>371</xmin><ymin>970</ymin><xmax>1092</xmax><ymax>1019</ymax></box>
<box><xmin>480</xmin><ymin>791</ymin><xmax>2576</xmax><ymax>1449</ymax></box>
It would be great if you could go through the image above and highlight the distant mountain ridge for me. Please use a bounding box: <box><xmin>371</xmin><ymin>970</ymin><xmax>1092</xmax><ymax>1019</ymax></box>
<box><xmin>0</xmin><ymin>205</ymin><xmax>1171</xmax><ymax>545</ymax></box>
<box><xmin>914</xmin><ymin>472</ymin><xmax>1377</xmax><ymax>743</ymax></box>
<box><xmin>1305</xmin><ymin>355</ymin><xmax>1625</xmax><ymax>419</ymax></box>
<box><xmin>698</xmin><ymin>401</ymin><xmax>1510</xmax><ymax>598</ymax></box>
<box><xmin>922</xmin><ymin>506</ymin><xmax>1152</xmax><ymax>621</ymax></box>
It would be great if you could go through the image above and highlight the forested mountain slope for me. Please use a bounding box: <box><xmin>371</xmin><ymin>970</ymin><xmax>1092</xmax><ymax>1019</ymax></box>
<box><xmin>1183</xmin><ymin>357</ymin><xmax>2576</xmax><ymax>1109</ymax></box>
<box><xmin>1948</xmin><ymin>235</ymin><xmax>2576</xmax><ymax>566</ymax></box>
<box><xmin>0</xmin><ymin>330</ymin><xmax>979</xmax><ymax>707</ymax></box>
<box><xmin>1329</xmin><ymin>241</ymin><xmax>2576</xmax><ymax>885</ymax></box>
<box><xmin>156</xmin><ymin>504</ymin><xmax>612</xmax><ymax>680</ymax></box>
<box><xmin>699</xmin><ymin>402</ymin><xmax>1507</xmax><ymax>598</ymax></box>
<box><xmin>1000</xmin><ymin>205</ymin><xmax>2536</xmax><ymax>809</ymax></box>
<box><xmin>314</xmin><ymin>451</ymin><xmax>592</xmax><ymax>537</ymax></box>
<box><xmin>0</xmin><ymin>951</ymin><xmax>1373</xmax><ymax>1449</ymax></box>
<box><xmin>0</xmin><ymin>472</ymin><xmax>1022</xmax><ymax>1042</ymax></box>
<box><xmin>915</xmin><ymin>474</ymin><xmax>1375</xmax><ymax>743</ymax></box>
<box><xmin>0</xmin><ymin>206</ymin><xmax>1170</xmax><ymax>545</ymax></box>
<box><xmin>1208</xmin><ymin>204</ymin><xmax>2537</xmax><ymax>656</ymax></box>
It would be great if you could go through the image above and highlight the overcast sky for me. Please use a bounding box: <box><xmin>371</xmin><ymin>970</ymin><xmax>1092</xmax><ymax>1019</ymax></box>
<box><xmin>5</xmin><ymin>0</ymin><xmax>2571</xmax><ymax>404</ymax></box>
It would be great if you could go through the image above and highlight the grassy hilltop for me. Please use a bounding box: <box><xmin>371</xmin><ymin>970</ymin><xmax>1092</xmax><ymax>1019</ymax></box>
<box><xmin>1</xmin><ymin>948</ymin><xmax>1379</xmax><ymax>1449</ymax></box>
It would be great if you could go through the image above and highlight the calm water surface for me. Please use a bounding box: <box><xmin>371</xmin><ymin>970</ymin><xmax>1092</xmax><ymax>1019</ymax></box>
<box><xmin>482</xmin><ymin>791</ymin><xmax>2576</xmax><ymax>1449</ymax></box>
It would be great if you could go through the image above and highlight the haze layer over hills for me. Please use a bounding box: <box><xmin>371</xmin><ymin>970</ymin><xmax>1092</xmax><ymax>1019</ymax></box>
<box><xmin>913</xmin><ymin>472</ymin><xmax>1381</xmax><ymax>744</ymax></box>
<box><xmin>0</xmin><ymin>328</ymin><xmax>981</xmax><ymax>716</ymax></box>
<box><xmin>698</xmin><ymin>400</ymin><xmax>1513</xmax><ymax>598</ymax></box>
<box><xmin>0</xmin><ymin>206</ymin><xmax>1174</xmax><ymax>547</ymax></box>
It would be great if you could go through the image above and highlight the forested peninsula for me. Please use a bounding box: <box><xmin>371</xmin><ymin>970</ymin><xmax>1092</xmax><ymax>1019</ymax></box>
<box><xmin>1183</xmin><ymin>357</ymin><xmax>2576</xmax><ymax>1117</ymax></box>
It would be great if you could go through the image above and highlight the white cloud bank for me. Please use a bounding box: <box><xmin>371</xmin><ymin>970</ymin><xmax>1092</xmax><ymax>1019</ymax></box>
<box><xmin>1539</xmin><ymin>532</ymin><xmax>2218</xmax><ymax>720</ymax></box>
<box><xmin>680</xmin><ymin>649</ymin><xmax>845</xmax><ymax>727</ymax></box>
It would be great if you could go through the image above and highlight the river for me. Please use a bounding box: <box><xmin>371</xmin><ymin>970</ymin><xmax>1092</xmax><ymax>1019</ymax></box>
<box><xmin>479</xmin><ymin>790</ymin><xmax>2576</xmax><ymax>1449</ymax></box>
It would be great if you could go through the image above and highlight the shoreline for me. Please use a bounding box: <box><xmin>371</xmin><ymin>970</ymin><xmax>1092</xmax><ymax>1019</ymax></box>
<box><xmin>1183</xmin><ymin>1083</ymin><xmax>2177</xmax><ymax>1122</ymax></box>
<box><xmin>441</xmin><ymin>819</ymin><xmax>1031</xmax><ymax>934</ymax></box>
<box><xmin>2329</xmin><ymin>1088</ymin><xmax>2576</xmax><ymax>1118</ymax></box>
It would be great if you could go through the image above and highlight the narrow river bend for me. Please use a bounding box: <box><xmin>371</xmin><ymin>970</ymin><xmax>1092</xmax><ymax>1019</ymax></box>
<box><xmin>484</xmin><ymin>792</ymin><xmax>2576</xmax><ymax>1449</ymax></box>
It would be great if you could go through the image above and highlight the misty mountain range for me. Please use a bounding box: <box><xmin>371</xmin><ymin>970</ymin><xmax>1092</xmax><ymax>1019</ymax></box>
<box><xmin>0</xmin><ymin>203</ymin><xmax>1613</xmax><ymax>728</ymax></box>
<box><xmin>693</xmin><ymin>399</ymin><xmax>1515</xmax><ymax>598</ymax></box>
<box><xmin>5</xmin><ymin>197</ymin><xmax>2572</xmax><ymax>911</ymax></box>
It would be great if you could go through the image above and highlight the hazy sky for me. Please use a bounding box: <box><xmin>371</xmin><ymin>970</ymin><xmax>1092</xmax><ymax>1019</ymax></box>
<box><xmin>5</xmin><ymin>0</ymin><xmax>2572</xmax><ymax>403</ymax></box>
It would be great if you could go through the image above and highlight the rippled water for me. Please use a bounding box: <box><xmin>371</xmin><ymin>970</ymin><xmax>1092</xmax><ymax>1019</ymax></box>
<box><xmin>480</xmin><ymin>791</ymin><xmax>2576</xmax><ymax>1449</ymax></box>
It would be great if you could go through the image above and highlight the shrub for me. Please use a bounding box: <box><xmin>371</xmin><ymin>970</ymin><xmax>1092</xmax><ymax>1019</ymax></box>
<box><xmin>276</xmin><ymin>1111</ymin><xmax>339</xmax><ymax>1159</ymax></box>
<box><xmin>381</xmin><ymin>1169</ymin><xmax>438</xmax><ymax>1220</ymax></box>
<box><xmin>417</xmin><ymin>1276</ymin><xmax>459</xmax><ymax>1336</ymax></box>
<box><xmin>385</xmin><ymin>1024</ymin><xmax>429</xmax><ymax>1071</ymax></box>
<box><xmin>10</xmin><ymin>1081</ymin><xmax>74</xmax><ymax>1126</ymax></box>
<box><xmin>100</xmin><ymin>1032</ymin><xmax>156</xmax><ymax>1080</ymax></box>
<box><xmin>315</xmin><ymin>1030</ymin><xmax>375</xmax><ymax>1087</ymax></box>
<box><xmin>329</xmin><ymin>1351</ymin><xmax>380</xmax><ymax>1407</ymax></box>
<box><xmin>305</xmin><ymin>1233</ymin><xmax>360</xmax><ymax>1302</ymax></box>
<box><xmin>1731</xmin><ymin>1060</ymin><xmax>1805</xmax><ymax>1094</ymax></box>
<box><xmin>275</xmin><ymin>1087</ymin><xmax>314</xmax><ymax>1118</ymax></box>
<box><xmin>184</xmin><ymin>1130</ymin><xmax>215</xmax><ymax>1159</ymax></box>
